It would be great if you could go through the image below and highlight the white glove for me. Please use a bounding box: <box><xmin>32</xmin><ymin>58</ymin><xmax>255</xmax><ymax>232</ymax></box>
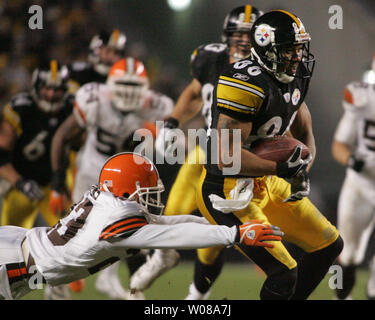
<box><xmin>209</xmin><ymin>179</ymin><xmax>254</xmax><ymax>213</ymax></box>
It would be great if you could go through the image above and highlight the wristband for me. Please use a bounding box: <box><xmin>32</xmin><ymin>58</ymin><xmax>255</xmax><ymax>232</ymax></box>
<box><xmin>51</xmin><ymin>169</ymin><xmax>66</xmax><ymax>192</ymax></box>
<box><xmin>164</xmin><ymin>117</ymin><xmax>179</xmax><ymax>129</ymax></box>
<box><xmin>347</xmin><ymin>154</ymin><xmax>364</xmax><ymax>172</ymax></box>
<box><xmin>0</xmin><ymin>147</ymin><xmax>11</xmax><ymax>166</ymax></box>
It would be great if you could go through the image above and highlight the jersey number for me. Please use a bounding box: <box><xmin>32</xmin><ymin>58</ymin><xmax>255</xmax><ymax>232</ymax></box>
<box><xmin>47</xmin><ymin>198</ymin><xmax>93</xmax><ymax>246</ymax></box>
<box><xmin>96</xmin><ymin>127</ymin><xmax>117</xmax><ymax>156</ymax></box>
<box><xmin>364</xmin><ymin>120</ymin><xmax>375</xmax><ymax>151</ymax></box>
<box><xmin>23</xmin><ymin>131</ymin><xmax>48</xmax><ymax>161</ymax></box>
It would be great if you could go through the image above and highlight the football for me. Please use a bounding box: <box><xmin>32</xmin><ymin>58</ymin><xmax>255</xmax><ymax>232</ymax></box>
<box><xmin>249</xmin><ymin>135</ymin><xmax>310</xmax><ymax>162</ymax></box>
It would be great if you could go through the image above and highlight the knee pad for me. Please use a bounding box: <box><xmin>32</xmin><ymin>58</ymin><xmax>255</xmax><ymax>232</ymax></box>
<box><xmin>260</xmin><ymin>267</ymin><xmax>298</xmax><ymax>300</ymax></box>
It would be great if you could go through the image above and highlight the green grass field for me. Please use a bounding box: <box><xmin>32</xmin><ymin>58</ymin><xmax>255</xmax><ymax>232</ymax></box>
<box><xmin>21</xmin><ymin>261</ymin><xmax>371</xmax><ymax>300</ymax></box>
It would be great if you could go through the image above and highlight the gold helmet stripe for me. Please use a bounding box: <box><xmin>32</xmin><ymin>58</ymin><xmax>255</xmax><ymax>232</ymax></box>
<box><xmin>111</xmin><ymin>29</ymin><xmax>120</xmax><ymax>45</ymax></box>
<box><xmin>244</xmin><ymin>5</ymin><xmax>252</xmax><ymax>23</ymax></box>
<box><xmin>50</xmin><ymin>60</ymin><xmax>58</xmax><ymax>81</ymax></box>
<box><xmin>274</xmin><ymin>10</ymin><xmax>300</xmax><ymax>27</ymax></box>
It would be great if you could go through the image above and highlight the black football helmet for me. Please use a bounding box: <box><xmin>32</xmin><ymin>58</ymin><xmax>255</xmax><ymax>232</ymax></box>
<box><xmin>88</xmin><ymin>29</ymin><xmax>127</xmax><ymax>76</ymax></box>
<box><xmin>222</xmin><ymin>5</ymin><xmax>263</xmax><ymax>60</ymax></box>
<box><xmin>31</xmin><ymin>60</ymin><xmax>70</xmax><ymax>113</ymax></box>
<box><xmin>250</xmin><ymin>10</ymin><xmax>315</xmax><ymax>83</ymax></box>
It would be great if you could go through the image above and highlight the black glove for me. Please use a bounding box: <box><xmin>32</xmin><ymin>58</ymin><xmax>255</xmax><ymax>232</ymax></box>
<box><xmin>50</xmin><ymin>169</ymin><xmax>67</xmax><ymax>193</ymax></box>
<box><xmin>283</xmin><ymin>171</ymin><xmax>310</xmax><ymax>202</ymax></box>
<box><xmin>347</xmin><ymin>154</ymin><xmax>364</xmax><ymax>172</ymax></box>
<box><xmin>276</xmin><ymin>145</ymin><xmax>312</xmax><ymax>179</ymax></box>
<box><xmin>15</xmin><ymin>179</ymin><xmax>44</xmax><ymax>201</ymax></box>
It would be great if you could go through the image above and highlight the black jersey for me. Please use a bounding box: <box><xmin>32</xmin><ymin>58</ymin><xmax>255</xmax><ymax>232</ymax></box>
<box><xmin>190</xmin><ymin>43</ymin><xmax>230</xmax><ymax>127</ymax></box>
<box><xmin>69</xmin><ymin>62</ymin><xmax>107</xmax><ymax>87</ymax></box>
<box><xmin>1</xmin><ymin>93</ymin><xmax>74</xmax><ymax>185</ymax></box>
<box><xmin>206</xmin><ymin>58</ymin><xmax>310</xmax><ymax>177</ymax></box>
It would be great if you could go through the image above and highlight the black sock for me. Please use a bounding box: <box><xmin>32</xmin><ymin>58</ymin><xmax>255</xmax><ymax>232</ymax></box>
<box><xmin>193</xmin><ymin>251</ymin><xmax>224</xmax><ymax>294</ymax></box>
<box><xmin>335</xmin><ymin>264</ymin><xmax>356</xmax><ymax>300</ymax></box>
<box><xmin>290</xmin><ymin>236</ymin><xmax>344</xmax><ymax>300</ymax></box>
<box><xmin>126</xmin><ymin>252</ymin><xmax>148</xmax><ymax>276</ymax></box>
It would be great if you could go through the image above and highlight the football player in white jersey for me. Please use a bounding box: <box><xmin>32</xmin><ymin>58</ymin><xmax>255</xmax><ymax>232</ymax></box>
<box><xmin>332</xmin><ymin>53</ymin><xmax>375</xmax><ymax>300</ymax></box>
<box><xmin>0</xmin><ymin>152</ymin><xmax>283</xmax><ymax>300</ymax></box>
<box><xmin>49</xmin><ymin>58</ymin><xmax>173</xmax><ymax>299</ymax></box>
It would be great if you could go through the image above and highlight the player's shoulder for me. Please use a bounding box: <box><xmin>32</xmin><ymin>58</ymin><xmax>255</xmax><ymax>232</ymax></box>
<box><xmin>219</xmin><ymin>58</ymin><xmax>267</xmax><ymax>97</ymax></box>
<box><xmin>343</xmin><ymin>81</ymin><xmax>371</xmax><ymax>110</ymax></box>
<box><xmin>9</xmin><ymin>92</ymin><xmax>36</xmax><ymax>111</ymax></box>
<box><xmin>76</xmin><ymin>82</ymin><xmax>108</xmax><ymax>103</ymax></box>
<box><xmin>146</xmin><ymin>89</ymin><xmax>174</xmax><ymax>110</ymax></box>
<box><xmin>69</xmin><ymin>61</ymin><xmax>92</xmax><ymax>73</ymax></box>
<box><xmin>92</xmin><ymin>189</ymin><xmax>145</xmax><ymax>216</ymax></box>
<box><xmin>191</xmin><ymin>42</ymin><xmax>229</xmax><ymax>67</ymax></box>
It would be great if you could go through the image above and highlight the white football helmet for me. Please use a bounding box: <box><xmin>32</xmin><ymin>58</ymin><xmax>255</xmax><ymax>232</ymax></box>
<box><xmin>106</xmin><ymin>57</ymin><xmax>149</xmax><ymax>112</ymax></box>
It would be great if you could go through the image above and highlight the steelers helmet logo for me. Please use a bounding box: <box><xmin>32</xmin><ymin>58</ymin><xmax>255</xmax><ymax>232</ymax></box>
<box><xmin>254</xmin><ymin>24</ymin><xmax>273</xmax><ymax>47</ymax></box>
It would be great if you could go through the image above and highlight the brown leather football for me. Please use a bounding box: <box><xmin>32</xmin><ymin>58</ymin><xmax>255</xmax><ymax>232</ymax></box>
<box><xmin>249</xmin><ymin>135</ymin><xmax>310</xmax><ymax>162</ymax></box>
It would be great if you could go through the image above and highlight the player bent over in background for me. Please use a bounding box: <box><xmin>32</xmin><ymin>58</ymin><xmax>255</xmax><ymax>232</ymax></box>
<box><xmin>195</xmin><ymin>10</ymin><xmax>343</xmax><ymax>300</ymax></box>
<box><xmin>0</xmin><ymin>152</ymin><xmax>283</xmax><ymax>300</ymax></box>
<box><xmin>130</xmin><ymin>4</ymin><xmax>263</xmax><ymax>300</ymax></box>
<box><xmin>332</xmin><ymin>54</ymin><xmax>375</xmax><ymax>300</ymax></box>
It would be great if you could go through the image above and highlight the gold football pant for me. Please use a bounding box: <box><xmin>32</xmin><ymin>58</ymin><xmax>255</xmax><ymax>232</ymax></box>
<box><xmin>197</xmin><ymin>168</ymin><xmax>340</xmax><ymax>274</ymax></box>
<box><xmin>1</xmin><ymin>153</ymin><xmax>76</xmax><ymax>229</ymax></box>
<box><xmin>1</xmin><ymin>185</ymin><xmax>59</xmax><ymax>229</ymax></box>
<box><xmin>164</xmin><ymin>145</ymin><xmax>224</xmax><ymax>264</ymax></box>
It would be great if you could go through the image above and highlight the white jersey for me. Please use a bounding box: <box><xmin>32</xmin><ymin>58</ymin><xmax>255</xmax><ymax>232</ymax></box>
<box><xmin>25</xmin><ymin>187</ymin><xmax>237</xmax><ymax>287</ymax></box>
<box><xmin>72</xmin><ymin>83</ymin><xmax>173</xmax><ymax>201</ymax></box>
<box><xmin>334</xmin><ymin>81</ymin><xmax>375</xmax><ymax>188</ymax></box>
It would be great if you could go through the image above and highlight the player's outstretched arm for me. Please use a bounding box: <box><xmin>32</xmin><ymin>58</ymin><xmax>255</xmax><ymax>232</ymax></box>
<box><xmin>170</xmin><ymin>79</ymin><xmax>203</xmax><ymax>126</ymax></box>
<box><xmin>50</xmin><ymin>114</ymin><xmax>84</xmax><ymax>214</ymax></box>
<box><xmin>113</xmin><ymin>220</ymin><xmax>283</xmax><ymax>250</ymax></box>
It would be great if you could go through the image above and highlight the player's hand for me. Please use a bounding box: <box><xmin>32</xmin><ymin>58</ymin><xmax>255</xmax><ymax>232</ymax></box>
<box><xmin>238</xmin><ymin>220</ymin><xmax>283</xmax><ymax>248</ymax></box>
<box><xmin>155</xmin><ymin>117</ymin><xmax>179</xmax><ymax>159</ymax></box>
<box><xmin>49</xmin><ymin>190</ymin><xmax>69</xmax><ymax>216</ymax></box>
<box><xmin>15</xmin><ymin>179</ymin><xmax>44</xmax><ymax>201</ymax></box>
<box><xmin>276</xmin><ymin>145</ymin><xmax>312</xmax><ymax>179</ymax></box>
<box><xmin>50</xmin><ymin>170</ymin><xmax>69</xmax><ymax>215</ymax></box>
<box><xmin>284</xmin><ymin>171</ymin><xmax>310</xmax><ymax>202</ymax></box>
<box><xmin>347</xmin><ymin>154</ymin><xmax>364</xmax><ymax>172</ymax></box>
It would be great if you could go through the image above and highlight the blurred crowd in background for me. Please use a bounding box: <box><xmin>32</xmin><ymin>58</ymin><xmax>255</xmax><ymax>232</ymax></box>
<box><xmin>0</xmin><ymin>0</ymin><xmax>106</xmax><ymax>104</ymax></box>
<box><xmin>0</xmin><ymin>0</ymin><xmax>185</xmax><ymax>107</ymax></box>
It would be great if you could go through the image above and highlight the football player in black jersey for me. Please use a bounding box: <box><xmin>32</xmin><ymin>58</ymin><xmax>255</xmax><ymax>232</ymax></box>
<box><xmin>69</xmin><ymin>29</ymin><xmax>126</xmax><ymax>90</ymax></box>
<box><xmin>129</xmin><ymin>5</ymin><xmax>263</xmax><ymax>299</ymax></box>
<box><xmin>195</xmin><ymin>10</ymin><xmax>343</xmax><ymax>300</ymax></box>
<box><xmin>0</xmin><ymin>60</ymin><xmax>72</xmax><ymax>229</ymax></box>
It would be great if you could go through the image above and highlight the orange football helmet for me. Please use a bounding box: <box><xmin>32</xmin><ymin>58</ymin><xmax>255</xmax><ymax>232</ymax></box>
<box><xmin>99</xmin><ymin>152</ymin><xmax>164</xmax><ymax>214</ymax></box>
<box><xmin>106</xmin><ymin>57</ymin><xmax>149</xmax><ymax>112</ymax></box>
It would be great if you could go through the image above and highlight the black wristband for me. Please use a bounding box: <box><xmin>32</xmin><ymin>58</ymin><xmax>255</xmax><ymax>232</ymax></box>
<box><xmin>164</xmin><ymin>117</ymin><xmax>179</xmax><ymax>129</ymax></box>
<box><xmin>51</xmin><ymin>169</ymin><xmax>66</xmax><ymax>192</ymax></box>
<box><xmin>0</xmin><ymin>147</ymin><xmax>12</xmax><ymax>166</ymax></box>
<box><xmin>348</xmin><ymin>155</ymin><xmax>364</xmax><ymax>172</ymax></box>
<box><xmin>276</xmin><ymin>162</ymin><xmax>289</xmax><ymax>178</ymax></box>
<box><xmin>235</xmin><ymin>225</ymin><xmax>241</xmax><ymax>244</ymax></box>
